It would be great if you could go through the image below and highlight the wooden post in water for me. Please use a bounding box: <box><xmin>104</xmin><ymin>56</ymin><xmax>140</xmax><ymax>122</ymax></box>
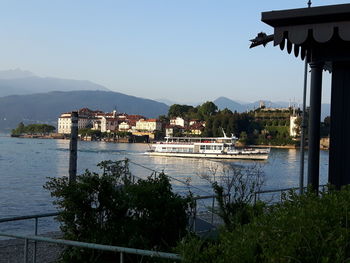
<box><xmin>69</xmin><ymin>111</ymin><xmax>78</xmax><ymax>183</ymax></box>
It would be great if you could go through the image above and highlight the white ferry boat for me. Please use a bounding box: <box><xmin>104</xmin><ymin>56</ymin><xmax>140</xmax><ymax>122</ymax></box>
<box><xmin>146</xmin><ymin>133</ymin><xmax>270</xmax><ymax>160</ymax></box>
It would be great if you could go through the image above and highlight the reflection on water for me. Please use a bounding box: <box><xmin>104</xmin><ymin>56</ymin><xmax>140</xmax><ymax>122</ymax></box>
<box><xmin>0</xmin><ymin>136</ymin><xmax>329</xmax><ymax>234</ymax></box>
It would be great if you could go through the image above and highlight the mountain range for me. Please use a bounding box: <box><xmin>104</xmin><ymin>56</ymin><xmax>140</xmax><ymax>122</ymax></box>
<box><xmin>0</xmin><ymin>90</ymin><xmax>169</xmax><ymax>132</ymax></box>
<box><xmin>0</xmin><ymin>69</ymin><xmax>109</xmax><ymax>97</ymax></box>
<box><xmin>0</xmin><ymin>69</ymin><xmax>330</xmax><ymax>132</ymax></box>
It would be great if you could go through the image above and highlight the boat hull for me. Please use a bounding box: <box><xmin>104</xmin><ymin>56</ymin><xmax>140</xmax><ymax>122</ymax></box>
<box><xmin>145</xmin><ymin>151</ymin><xmax>268</xmax><ymax>160</ymax></box>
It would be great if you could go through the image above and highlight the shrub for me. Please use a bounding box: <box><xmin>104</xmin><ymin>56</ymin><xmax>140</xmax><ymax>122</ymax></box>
<box><xmin>179</xmin><ymin>187</ymin><xmax>350</xmax><ymax>263</ymax></box>
<box><xmin>44</xmin><ymin>159</ymin><xmax>192</xmax><ymax>262</ymax></box>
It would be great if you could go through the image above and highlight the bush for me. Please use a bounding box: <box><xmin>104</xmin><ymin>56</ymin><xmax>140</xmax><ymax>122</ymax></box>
<box><xmin>11</xmin><ymin>122</ymin><xmax>55</xmax><ymax>135</ymax></box>
<box><xmin>44</xmin><ymin>160</ymin><xmax>192</xmax><ymax>262</ymax></box>
<box><xmin>179</xmin><ymin>187</ymin><xmax>350</xmax><ymax>263</ymax></box>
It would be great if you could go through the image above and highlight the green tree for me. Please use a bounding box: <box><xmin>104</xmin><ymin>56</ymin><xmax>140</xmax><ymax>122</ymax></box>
<box><xmin>11</xmin><ymin>122</ymin><xmax>26</xmax><ymax>135</ymax></box>
<box><xmin>198</xmin><ymin>101</ymin><xmax>218</xmax><ymax>117</ymax></box>
<box><xmin>168</xmin><ymin>104</ymin><xmax>194</xmax><ymax>118</ymax></box>
<box><xmin>11</xmin><ymin>123</ymin><xmax>55</xmax><ymax>135</ymax></box>
<box><xmin>44</xmin><ymin>160</ymin><xmax>192</xmax><ymax>262</ymax></box>
<box><xmin>220</xmin><ymin>108</ymin><xmax>233</xmax><ymax>115</ymax></box>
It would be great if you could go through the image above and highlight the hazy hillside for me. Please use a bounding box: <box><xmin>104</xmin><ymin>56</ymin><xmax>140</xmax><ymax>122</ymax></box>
<box><xmin>214</xmin><ymin>97</ymin><xmax>247</xmax><ymax>112</ymax></box>
<box><xmin>0</xmin><ymin>69</ymin><xmax>110</xmax><ymax>97</ymax></box>
<box><xmin>0</xmin><ymin>90</ymin><xmax>169</xmax><ymax>132</ymax></box>
<box><xmin>0</xmin><ymin>69</ymin><xmax>35</xmax><ymax>79</ymax></box>
<box><xmin>214</xmin><ymin>96</ymin><xmax>330</xmax><ymax>120</ymax></box>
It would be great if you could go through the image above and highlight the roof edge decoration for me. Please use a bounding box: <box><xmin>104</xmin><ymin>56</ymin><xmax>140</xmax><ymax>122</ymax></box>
<box><xmin>274</xmin><ymin>22</ymin><xmax>350</xmax><ymax>46</ymax></box>
<box><xmin>262</xmin><ymin>3</ymin><xmax>350</xmax><ymax>60</ymax></box>
<box><xmin>262</xmin><ymin>4</ymin><xmax>350</xmax><ymax>27</ymax></box>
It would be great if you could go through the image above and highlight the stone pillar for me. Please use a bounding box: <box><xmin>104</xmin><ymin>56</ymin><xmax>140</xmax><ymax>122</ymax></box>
<box><xmin>307</xmin><ymin>61</ymin><xmax>323</xmax><ymax>192</ymax></box>
<box><xmin>329</xmin><ymin>61</ymin><xmax>350</xmax><ymax>189</ymax></box>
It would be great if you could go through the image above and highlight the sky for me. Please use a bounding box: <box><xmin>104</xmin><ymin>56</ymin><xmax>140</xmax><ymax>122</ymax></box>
<box><xmin>1</xmin><ymin>0</ymin><xmax>348</xmax><ymax>104</ymax></box>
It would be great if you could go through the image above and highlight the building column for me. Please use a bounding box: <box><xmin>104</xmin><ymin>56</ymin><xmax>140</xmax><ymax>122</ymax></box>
<box><xmin>329</xmin><ymin>61</ymin><xmax>350</xmax><ymax>189</ymax></box>
<box><xmin>307</xmin><ymin>61</ymin><xmax>324</xmax><ymax>192</ymax></box>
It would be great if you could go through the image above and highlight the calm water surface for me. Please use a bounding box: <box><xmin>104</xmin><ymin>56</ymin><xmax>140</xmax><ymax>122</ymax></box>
<box><xmin>0</xmin><ymin>135</ymin><xmax>329</xmax><ymax>234</ymax></box>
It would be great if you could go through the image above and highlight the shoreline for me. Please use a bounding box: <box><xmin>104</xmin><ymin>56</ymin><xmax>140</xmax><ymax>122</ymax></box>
<box><xmin>9</xmin><ymin>134</ymin><xmax>329</xmax><ymax>150</ymax></box>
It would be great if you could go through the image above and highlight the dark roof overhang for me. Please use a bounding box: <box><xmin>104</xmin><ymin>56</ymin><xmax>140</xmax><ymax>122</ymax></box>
<box><xmin>261</xmin><ymin>4</ymin><xmax>350</xmax><ymax>61</ymax></box>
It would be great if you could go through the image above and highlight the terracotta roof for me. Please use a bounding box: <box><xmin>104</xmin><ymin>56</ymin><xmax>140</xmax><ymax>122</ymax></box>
<box><xmin>190</xmin><ymin>123</ymin><xmax>205</xmax><ymax>130</ymax></box>
<box><xmin>165</xmin><ymin>125</ymin><xmax>184</xmax><ymax>129</ymax></box>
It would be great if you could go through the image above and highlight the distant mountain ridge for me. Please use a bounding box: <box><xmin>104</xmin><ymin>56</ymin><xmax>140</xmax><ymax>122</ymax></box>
<box><xmin>213</xmin><ymin>97</ymin><xmax>330</xmax><ymax>120</ymax></box>
<box><xmin>0</xmin><ymin>69</ymin><xmax>110</xmax><ymax>97</ymax></box>
<box><xmin>0</xmin><ymin>90</ymin><xmax>168</xmax><ymax>132</ymax></box>
<box><xmin>0</xmin><ymin>68</ymin><xmax>35</xmax><ymax>79</ymax></box>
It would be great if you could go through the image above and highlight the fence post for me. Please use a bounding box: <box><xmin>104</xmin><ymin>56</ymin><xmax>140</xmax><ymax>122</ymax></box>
<box><xmin>24</xmin><ymin>238</ymin><xmax>28</xmax><ymax>263</ymax></box>
<box><xmin>254</xmin><ymin>192</ymin><xmax>257</xmax><ymax>204</ymax></box>
<box><xmin>120</xmin><ymin>251</ymin><xmax>124</xmax><ymax>263</ymax></box>
<box><xmin>33</xmin><ymin>217</ymin><xmax>38</xmax><ymax>263</ymax></box>
<box><xmin>193</xmin><ymin>199</ymin><xmax>197</xmax><ymax>232</ymax></box>
<box><xmin>69</xmin><ymin>111</ymin><xmax>78</xmax><ymax>183</ymax></box>
<box><xmin>211</xmin><ymin>196</ymin><xmax>215</xmax><ymax>225</ymax></box>
<box><xmin>280</xmin><ymin>190</ymin><xmax>283</xmax><ymax>202</ymax></box>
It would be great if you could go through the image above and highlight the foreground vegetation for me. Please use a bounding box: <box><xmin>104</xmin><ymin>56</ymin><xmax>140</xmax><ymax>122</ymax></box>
<box><xmin>45</xmin><ymin>160</ymin><xmax>192</xmax><ymax>262</ymax></box>
<box><xmin>179</xmin><ymin>186</ymin><xmax>350</xmax><ymax>263</ymax></box>
<box><xmin>45</xmin><ymin>158</ymin><xmax>350</xmax><ymax>262</ymax></box>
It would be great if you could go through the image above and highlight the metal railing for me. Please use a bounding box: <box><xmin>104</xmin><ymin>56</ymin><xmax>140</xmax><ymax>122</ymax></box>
<box><xmin>254</xmin><ymin>184</ymin><xmax>327</xmax><ymax>204</ymax></box>
<box><xmin>0</xmin><ymin>212</ymin><xmax>59</xmax><ymax>262</ymax></box>
<box><xmin>191</xmin><ymin>194</ymin><xmax>230</xmax><ymax>233</ymax></box>
<box><xmin>0</xmin><ymin>212</ymin><xmax>181</xmax><ymax>262</ymax></box>
<box><xmin>0</xmin><ymin>231</ymin><xmax>181</xmax><ymax>263</ymax></box>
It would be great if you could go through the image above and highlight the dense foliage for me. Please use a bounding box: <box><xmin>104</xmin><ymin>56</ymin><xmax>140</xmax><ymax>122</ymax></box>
<box><xmin>202</xmin><ymin>112</ymin><xmax>260</xmax><ymax>141</ymax></box>
<box><xmin>256</xmin><ymin>126</ymin><xmax>295</xmax><ymax>146</ymax></box>
<box><xmin>78</xmin><ymin>129</ymin><xmax>132</xmax><ymax>140</ymax></box>
<box><xmin>168</xmin><ymin>101</ymin><xmax>218</xmax><ymax>120</ymax></box>
<box><xmin>179</xmin><ymin>186</ymin><xmax>350</xmax><ymax>263</ymax></box>
<box><xmin>44</xmin><ymin>160</ymin><xmax>192</xmax><ymax>262</ymax></box>
<box><xmin>166</xmin><ymin>101</ymin><xmax>297</xmax><ymax>145</ymax></box>
<box><xmin>11</xmin><ymin>122</ymin><xmax>55</xmax><ymax>135</ymax></box>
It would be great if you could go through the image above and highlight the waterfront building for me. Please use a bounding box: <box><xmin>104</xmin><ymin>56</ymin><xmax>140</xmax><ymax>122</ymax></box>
<box><xmin>253</xmin><ymin>105</ymin><xmax>301</xmax><ymax>137</ymax></box>
<box><xmin>118</xmin><ymin>121</ymin><xmax>130</xmax><ymax>131</ymax></box>
<box><xmin>188</xmin><ymin>122</ymin><xmax>205</xmax><ymax>135</ymax></box>
<box><xmin>170</xmin><ymin>117</ymin><xmax>188</xmax><ymax>128</ymax></box>
<box><xmin>58</xmin><ymin>110</ymin><xmax>94</xmax><ymax>134</ymax></box>
<box><xmin>290</xmin><ymin>115</ymin><xmax>300</xmax><ymax>137</ymax></box>
<box><xmin>100</xmin><ymin>117</ymin><xmax>119</xmax><ymax>133</ymax></box>
<box><xmin>165</xmin><ymin>125</ymin><xmax>185</xmax><ymax>137</ymax></box>
<box><xmin>135</xmin><ymin>119</ymin><xmax>162</xmax><ymax>132</ymax></box>
<box><xmin>58</xmin><ymin>108</ymin><xmax>136</xmax><ymax>134</ymax></box>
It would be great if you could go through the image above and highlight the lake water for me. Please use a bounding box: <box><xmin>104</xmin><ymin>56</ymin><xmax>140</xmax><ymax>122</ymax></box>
<box><xmin>0</xmin><ymin>135</ymin><xmax>329</xmax><ymax>234</ymax></box>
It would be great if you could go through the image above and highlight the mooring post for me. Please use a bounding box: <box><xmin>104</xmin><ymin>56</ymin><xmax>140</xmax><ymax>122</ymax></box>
<box><xmin>69</xmin><ymin>111</ymin><xmax>78</xmax><ymax>183</ymax></box>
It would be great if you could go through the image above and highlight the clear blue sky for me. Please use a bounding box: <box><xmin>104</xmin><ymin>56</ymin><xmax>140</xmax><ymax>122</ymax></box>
<box><xmin>1</xmin><ymin>0</ymin><xmax>348</xmax><ymax>104</ymax></box>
